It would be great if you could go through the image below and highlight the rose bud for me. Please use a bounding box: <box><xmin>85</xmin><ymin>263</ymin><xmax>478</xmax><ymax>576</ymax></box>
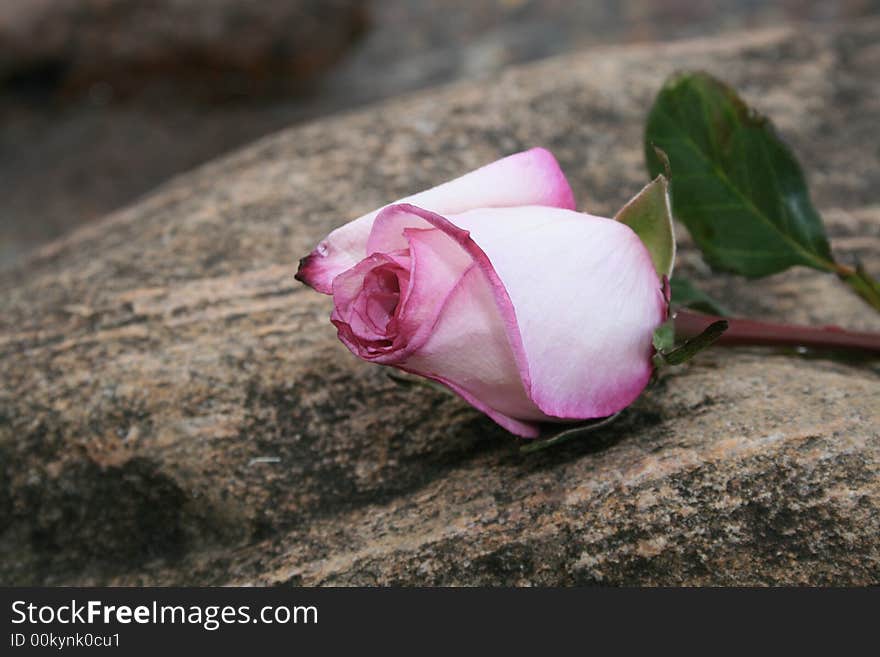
<box><xmin>296</xmin><ymin>149</ymin><xmax>667</xmax><ymax>438</ymax></box>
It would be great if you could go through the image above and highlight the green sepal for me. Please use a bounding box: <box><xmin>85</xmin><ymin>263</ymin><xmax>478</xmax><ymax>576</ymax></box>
<box><xmin>654</xmin><ymin>319</ymin><xmax>728</xmax><ymax>369</ymax></box>
<box><xmin>615</xmin><ymin>174</ymin><xmax>676</xmax><ymax>279</ymax></box>
<box><xmin>652</xmin><ymin>318</ymin><xmax>675</xmax><ymax>355</ymax></box>
<box><xmin>520</xmin><ymin>413</ymin><xmax>622</xmax><ymax>454</ymax></box>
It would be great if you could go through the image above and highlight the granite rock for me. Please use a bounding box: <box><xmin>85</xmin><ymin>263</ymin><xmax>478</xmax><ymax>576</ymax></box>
<box><xmin>1</xmin><ymin>21</ymin><xmax>879</xmax><ymax>585</ymax></box>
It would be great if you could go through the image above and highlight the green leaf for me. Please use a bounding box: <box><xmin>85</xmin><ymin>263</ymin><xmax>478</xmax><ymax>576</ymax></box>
<box><xmin>645</xmin><ymin>71</ymin><xmax>835</xmax><ymax>278</ymax></box>
<box><xmin>614</xmin><ymin>174</ymin><xmax>676</xmax><ymax>279</ymax></box>
<box><xmin>655</xmin><ymin>319</ymin><xmax>728</xmax><ymax>367</ymax></box>
<box><xmin>669</xmin><ymin>276</ymin><xmax>730</xmax><ymax>316</ymax></box>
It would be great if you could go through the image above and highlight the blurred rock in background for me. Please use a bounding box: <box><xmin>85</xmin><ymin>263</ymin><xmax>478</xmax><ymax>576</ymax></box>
<box><xmin>1</xmin><ymin>0</ymin><xmax>879</xmax><ymax>268</ymax></box>
<box><xmin>0</xmin><ymin>0</ymin><xmax>369</xmax><ymax>98</ymax></box>
<box><xmin>0</xmin><ymin>0</ymin><xmax>369</xmax><ymax>268</ymax></box>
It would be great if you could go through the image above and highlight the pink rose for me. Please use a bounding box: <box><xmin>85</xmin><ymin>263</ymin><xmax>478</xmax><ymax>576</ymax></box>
<box><xmin>296</xmin><ymin>148</ymin><xmax>667</xmax><ymax>438</ymax></box>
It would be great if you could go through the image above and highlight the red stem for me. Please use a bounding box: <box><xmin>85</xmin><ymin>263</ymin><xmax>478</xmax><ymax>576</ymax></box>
<box><xmin>674</xmin><ymin>310</ymin><xmax>880</xmax><ymax>355</ymax></box>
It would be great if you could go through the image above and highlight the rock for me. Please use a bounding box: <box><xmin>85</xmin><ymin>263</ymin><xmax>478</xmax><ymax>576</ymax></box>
<box><xmin>1</xmin><ymin>21</ymin><xmax>879</xmax><ymax>585</ymax></box>
<box><xmin>0</xmin><ymin>0</ymin><xmax>368</xmax><ymax>97</ymax></box>
<box><xmin>0</xmin><ymin>0</ymin><xmax>369</xmax><ymax>268</ymax></box>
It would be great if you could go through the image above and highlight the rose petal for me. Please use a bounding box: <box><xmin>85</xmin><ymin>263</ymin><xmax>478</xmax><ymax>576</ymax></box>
<box><xmin>330</xmin><ymin>251</ymin><xmax>409</xmax><ymax>357</ymax></box>
<box><xmin>367</xmin><ymin>204</ymin><xmax>552</xmax><ymax>437</ymax></box>
<box><xmin>296</xmin><ymin>147</ymin><xmax>576</xmax><ymax>293</ymax></box>
<box><xmin>399</xmin><ymin>264</ymin><xmax>550</xmax><ymax>438</ymax></box>
<box><xmin>391</xmin><ymin>227</ymin><xmax>473</xmax><ymax>354</ymax></box>
<box><xmin>451</xmin><ymin>205</ymin><xmax>667</xmax><ymax>419</ymax></box>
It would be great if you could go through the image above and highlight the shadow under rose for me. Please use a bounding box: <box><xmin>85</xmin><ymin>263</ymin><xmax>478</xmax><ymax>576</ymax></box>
<box><xmin>237</xmin><ymin>361</ymin><xmax>514</xmax><ymax>530</ymax></box>
<box><xmin>248</xmin><ymin>354</ymin><xmax>670</xmax><ymax>515</ymax></box>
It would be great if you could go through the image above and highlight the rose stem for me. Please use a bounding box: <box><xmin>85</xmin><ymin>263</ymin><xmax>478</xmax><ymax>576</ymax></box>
<box><xmin>674</xmin><ymin>309</ymin><xmax>880</xmax><ymax>355</ymax></box>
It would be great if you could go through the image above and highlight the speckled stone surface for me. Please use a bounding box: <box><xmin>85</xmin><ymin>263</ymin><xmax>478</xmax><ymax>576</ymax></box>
<box><xmin>1</xmin><ymin>21</ymin><xmax>879</xmax><ymax>585</ymax></box>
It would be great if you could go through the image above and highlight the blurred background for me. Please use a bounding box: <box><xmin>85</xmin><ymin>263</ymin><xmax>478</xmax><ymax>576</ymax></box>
<box><xmin>2</xmin><ymin>0</ymin><xmax>878</xmax><ymax>269</ymax></box>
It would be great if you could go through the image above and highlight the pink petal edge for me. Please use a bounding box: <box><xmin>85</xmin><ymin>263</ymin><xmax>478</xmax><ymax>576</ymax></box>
<box><xmin>295</xmin><ymin>147</ymin><xmax>576</xmax><ymax>294</ymax></box>
<box><xmin>396</xmin><ymin>366</ymin><xmax>542</xmax><ymax>439</ymax></box>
